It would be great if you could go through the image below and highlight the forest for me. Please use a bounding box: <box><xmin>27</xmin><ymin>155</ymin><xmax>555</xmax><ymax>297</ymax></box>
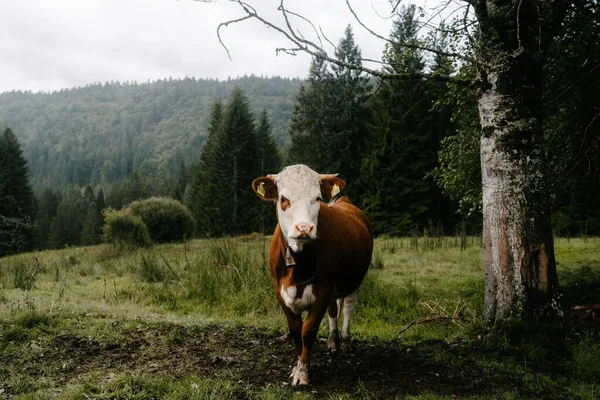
<box><xmin>1</xmin><ymin>2</ymin><xmax>599</xmax><ymax>254</ymax></box>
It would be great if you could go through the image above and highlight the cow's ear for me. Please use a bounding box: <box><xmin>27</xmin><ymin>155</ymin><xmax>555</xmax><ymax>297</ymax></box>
<box><xmin>252</xmin><ymin>176</ymin><xmax>278</xmax><ymax>201</ymax></box>
<box><xmin>320</xmin><ymin>175</ymin><xmax>346</xmax><ymax>199</ymax></box>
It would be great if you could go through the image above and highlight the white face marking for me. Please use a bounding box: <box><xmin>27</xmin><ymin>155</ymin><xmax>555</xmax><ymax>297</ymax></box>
<box><xmin>280</xmin><ymin>284</ymin><xmax>316</xmax><ymax>315</ymax></box>
<box><xmin>273</xmin><ymin>165</ymin><xmax>322</xmax><ymax>253</ymax></box>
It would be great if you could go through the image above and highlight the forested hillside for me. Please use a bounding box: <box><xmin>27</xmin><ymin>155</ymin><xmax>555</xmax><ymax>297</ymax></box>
<box><xmin>0</xmin><ymin>76</ymin><xmax>302</xmax><ymax>187</ymax></box>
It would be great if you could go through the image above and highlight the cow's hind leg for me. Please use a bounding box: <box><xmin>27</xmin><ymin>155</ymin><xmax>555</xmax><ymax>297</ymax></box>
<box><xmin>340</xmin><ymin>290</ymin><xmax>358</xmax><ymax>347</ymax></box>
<box><xmin>327</xmin><ymin>300</ymin><xmax>339</xmax><ymax>353</ymax></box>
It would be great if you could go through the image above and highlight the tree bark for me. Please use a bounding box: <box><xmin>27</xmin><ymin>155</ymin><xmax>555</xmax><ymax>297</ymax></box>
<box><xmin>474</xmin><ymin>1</ymin><xmax>564</xmax><ymax>325</ymax></box>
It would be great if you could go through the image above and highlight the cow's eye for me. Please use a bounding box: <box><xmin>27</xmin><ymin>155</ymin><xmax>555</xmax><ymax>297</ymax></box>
<box><xmin>280</xmin><ymin>196</ymin><xmax>290</xmax><ymax>211</ymax></box>
<box><xmin>315</xmin><ymin>196</ymin><xmax>324</xmax><ymax>203</ymax></box>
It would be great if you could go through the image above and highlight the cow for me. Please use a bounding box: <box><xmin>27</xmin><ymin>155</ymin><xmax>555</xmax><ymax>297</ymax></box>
<box><xmin>252</xmin><ymin>164</ymin><xmax>373</xmax><ymax>385</ymax></box>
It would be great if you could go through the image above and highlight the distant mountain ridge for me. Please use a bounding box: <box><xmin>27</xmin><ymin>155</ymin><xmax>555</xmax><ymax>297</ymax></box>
<box><xmin>0</xmin><ymin>76</ymin><xmax>302</xmax><ymax>187</ymax></box>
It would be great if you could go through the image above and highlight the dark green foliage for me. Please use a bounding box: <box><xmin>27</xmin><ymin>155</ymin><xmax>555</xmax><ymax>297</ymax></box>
<box><xmin>359</xmin><ymin>6</ymin><xmax>456</xmax><ymax>235</ymax></box>
<box><xmin>47</xmin><ymin>189</ymin><xmax>85</xmax><ymax>249</ymax></box>
<box><xmin>256</xmin><ymin>108</ymin><xmax>282</xmax><ymax>175</ymax></box>
<box><xmin>286</xmin><ymin>57</ymin><xmax>332</xmax><ymax>171</ymax></box>
<box><xmin>212</xmin><ymin>88</ymin><xmax>260</xmax><ymax>235</ymax></box>
<box><xmin>432</xmin><ymin>1</ymin><xmax>600</xmax><ymax>236</ymax></box>
<box><xmin>328</xmin><ymin>25</ymin><xmax>371</xmax><ymax>197</ymax></box>
<box><xmin>33</xmin><ymin>188</ymin><xmax>58</xmax><ymax>249</ymax></box>
<box><xmin>104</xmin><ymin>172</ymin><xmax>155</xmax><ymax>210</ymax></box>
<box><xmin>0</xmin><ymin>127</ymin><xmax>35</xmax><ymax>256</ymax></box>
<box><xmin>430</xmin><ymin>64</ymin><xmax>481</xmax><ymax>216</ymax></box>
<box><xmin>189</xmin><ymin>89</ymin><xmax>272</xmax><ymax>236</ymax></box>
<box><xmin>128</xmin><ymin>197</ymin><xmax>195</xmax><ymax>243</ymax></box>
<box><xmin>287</xmin><ymin>25</ymin><xmax>371</xmax><ymax>199</ymax></box>
<box><xmin>0</xmin><ymin>77</ymin><xmax>301</xmax><ymax>187</ymax></box>
<box><xmin>544</xmin><ymin>0</ymin><xmax>600</xmax><ymax>236</ymax></box>
<box><xmin>169</xmin><ymin>161</ymin><xmax>188</xmax><ymax>202</ymax></box>
<box><xmin>188</xmin><ymin>101</ymin><xmax>223</xmax><ymax>236</ymax></box>
<box><xmin>255</xmin><ymin>109</ymin><xmax>281</xmax><ymax>233</ymax></box>
<box><xmin>102</xmin><ymin>208</ymin><xmax>151</xmax><ymax>248</ymax></box>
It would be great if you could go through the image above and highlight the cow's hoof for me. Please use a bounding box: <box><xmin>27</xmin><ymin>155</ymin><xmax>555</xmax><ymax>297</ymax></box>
<box><xmin>277</xmin><ymin>332</ymin><xmax>290</xmax><ymax>342</ymax></box>
<box><xmin>327</xmin><ymin>336</ymin><xmax>340</xmax><ymax>354</ymax></box>
<box><xmin>341</xmin><ymin>336</ymin><xmax>352</xmax><ymax>351</ymax></box>
<box><xmin>290</xmin><ymin>362</ymin><xmax>309</xmax><ymax>385</ymax></box>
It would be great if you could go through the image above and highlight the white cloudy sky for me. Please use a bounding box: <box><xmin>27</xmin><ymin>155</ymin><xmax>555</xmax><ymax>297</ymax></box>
<box><xmin>0</xmin><ymin>0</ymin><xmax>452</xmax><ymax>93</ymax></box>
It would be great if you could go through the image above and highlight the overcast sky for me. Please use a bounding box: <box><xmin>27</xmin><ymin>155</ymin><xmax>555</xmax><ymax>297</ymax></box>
<box><xmin>0</xmin><ymin>0</ymin><xmax>449</xmax><ymax>94</ymax></box>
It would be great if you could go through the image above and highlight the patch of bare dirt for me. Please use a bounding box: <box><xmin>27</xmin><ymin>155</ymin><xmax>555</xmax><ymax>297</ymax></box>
<box><xmin>2</xmin><ymin>322</ymin><xmax>574</xmax><ymax>398</ymax></box>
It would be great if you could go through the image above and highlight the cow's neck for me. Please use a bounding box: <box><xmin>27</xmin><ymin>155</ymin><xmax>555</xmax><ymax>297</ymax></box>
<box><xmin>281</xmin><ymin>239</ymin><xmax>319</xmax><ymax>285</ymax></box>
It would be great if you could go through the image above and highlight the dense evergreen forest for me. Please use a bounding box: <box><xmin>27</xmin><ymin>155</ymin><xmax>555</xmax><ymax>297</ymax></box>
<box><xmin>0</xmin><ymin>76</ymin><xmax>301</xmax><ymax>187</ymax></box>
<box><xmin>1</xmin><ymin>2</ymin><xmax>599</xmax><ymax>256</ymax></box>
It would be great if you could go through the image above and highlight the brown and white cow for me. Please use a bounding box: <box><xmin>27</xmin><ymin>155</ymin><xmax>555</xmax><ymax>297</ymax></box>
<box><xmin>252</xmin><ymin>164</ymin><xmax>373</xmax><ymax>385</ymax></box>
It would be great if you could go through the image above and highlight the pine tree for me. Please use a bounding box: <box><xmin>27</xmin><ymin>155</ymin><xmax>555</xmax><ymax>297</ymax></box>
<box><xmin>34</xmin><ymin>188</ymin><xmax>59</xmax><ymax>249</ymax></box>
<box><xmin>211</xmin><ymin>88</ymin><xmax>260</xmax><ymax>234</ymax></box>
<box><xmin>188</xmin><ymin>100</ymin><xmax>224</xmax><ymax>236</ymax></box>
<box><xmin>170</xmin><ymin>161</ymin><xmax>188</xmax><ymax>202</ymax></box>
<box><xmin>359</xmin><ymin>5</ymin><xmax>451</xmax><ymax>235</ymax></box>
<box><xmin>256</xmin><ymin>109</ymin><xmax>282</xmax><ymax>175</ymax></box>
<box><xmin>286</xmin><ymin>56</ymin><xmax>332</xmax><ymax>171</ymax></box>
<box><xmin>0</xmin><ymin>127</ymin><xmax>35</xmax><ymax>255</ymax></box>
<box><xmin>328</xmin><ymin>25</ymin><xmax>371</xmax><ymax>196</ymax></box>
<box><xmin>255</xmin><ymin>108</ymin><xmax>282</xmax><ymax>233</ymax></box>
<box><xmin>48</xmin><ymin>190</ymin><xmax>82</xmax><ymax>249</ymax></box>
<box><xmin>80</xmin><ymin>186</ymin><xmax>103</xmax><ymax>245</ymax></box>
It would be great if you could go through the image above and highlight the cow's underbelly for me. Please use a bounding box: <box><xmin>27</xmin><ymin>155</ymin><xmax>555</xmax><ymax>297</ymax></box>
<box><xmin>280</xmin><ymin>284</ymin><xmax>315</xmax><ymax>314</ymax></box>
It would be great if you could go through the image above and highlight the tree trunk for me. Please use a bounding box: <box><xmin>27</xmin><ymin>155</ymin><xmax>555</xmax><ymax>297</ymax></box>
<box><xmin>475</xmin><ymin>1</ymin><xmax>561</xmax><ymax>326</ymax></box>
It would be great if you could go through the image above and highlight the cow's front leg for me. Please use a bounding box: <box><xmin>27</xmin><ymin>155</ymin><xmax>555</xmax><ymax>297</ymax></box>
<box><xmin>291</xmin><ymin>296</ymin><xmax>329</xmax><ymax>385</ymax></box>
<box><xmin>280</xmin><ymin>303</ymin><xmax>303</xmax><ymax>356</ymax></box>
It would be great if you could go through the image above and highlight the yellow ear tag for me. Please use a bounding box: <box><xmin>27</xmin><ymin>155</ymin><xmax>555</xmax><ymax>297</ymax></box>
<box><xmin>331</xmin><ymin>183</ymin><xmax>340</xmax><ymax>197</ymax></box>
<box><xmin>257</xmin><ymin>182</ymin><xmax>266</xmax><ymax>197</ymax></box>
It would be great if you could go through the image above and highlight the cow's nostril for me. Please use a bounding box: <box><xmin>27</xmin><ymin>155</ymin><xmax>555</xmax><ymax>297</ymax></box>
<box><xmin>295</xmin><ymin>223</ymin><xmax>314</xmax><ymax>235</ymax></box>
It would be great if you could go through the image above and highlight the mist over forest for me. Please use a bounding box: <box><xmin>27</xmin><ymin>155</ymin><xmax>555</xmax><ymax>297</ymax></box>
<box><xmin>0</xmin><ymin>76</ymin><xmax>302</xmax><ymax>186</ymax></box>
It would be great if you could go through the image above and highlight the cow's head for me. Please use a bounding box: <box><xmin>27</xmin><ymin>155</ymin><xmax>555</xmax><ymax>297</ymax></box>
<box><xmin>252</xmin><ymin>164</ymin><xmax>346</xmax><ymax>253</ymax></box>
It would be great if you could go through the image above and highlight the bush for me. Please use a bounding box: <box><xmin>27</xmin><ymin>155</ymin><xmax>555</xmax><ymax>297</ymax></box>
<box><xmin>128</xmin><ymin>197</ymin><xmax>195</xmax><ymax>243</ymax></box>
<box><xmin>102</xmin><ymin>208</ymin><xmax>151</xmax><ymax>249</ymax></box>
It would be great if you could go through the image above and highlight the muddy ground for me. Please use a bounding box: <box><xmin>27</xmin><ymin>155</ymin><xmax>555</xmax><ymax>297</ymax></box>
<box><xmin>3</xmin><ymin>311</ymin><xmax>598</xmax><ymax>399</ymax></box>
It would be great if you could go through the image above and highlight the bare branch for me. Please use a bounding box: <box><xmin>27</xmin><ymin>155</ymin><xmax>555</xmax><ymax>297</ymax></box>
<box><xmin>218</xmin><ymin>0</ymin><xmax>473</xmax><ymax>86</ymax></box>
<box><xmin>217</xmin><ymin>14</ymin><xmax>253</xmax><ymax>60</ymax></box>
<box><xmin>319</xmin><ymin>26</ymin><xmax>337</xmax><ymax>53</ymax></box>
<box><xmin>345</xmin><ymin>0</ymin><xmax>475</xmax><ymax>63</ymax></box>
<box><xmin>278</xmin><ymin>0</ymin><xmax>323</xmax><ymax>50</ymax></box>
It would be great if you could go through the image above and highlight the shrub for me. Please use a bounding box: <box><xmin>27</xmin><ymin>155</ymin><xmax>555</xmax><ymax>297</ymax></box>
<box><xmin>102</xmin><ymin>208</ymin><xmax>151</xmax><ymax>249</ymax></box>
<box><xmin>128</xmin><ymin>197</ymin><xmax>195</xmax><ymax>243</ymax></box>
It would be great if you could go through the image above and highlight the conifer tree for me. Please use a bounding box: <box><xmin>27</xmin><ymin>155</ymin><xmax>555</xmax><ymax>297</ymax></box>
<box><xmin>188</xmin><ymin>100</ymin><xmax>223</xmax><ymax>236</ymax></box>
<box><xmin>80</xmin><ymin>186</ymin><xmax>103</xmax><ymax>245</ymax></box>
<box><xmin>286</xmin><ymin>57</ymin><xmax>332</xmax><ymax>171</ymax></box>
<box><xmin>359</xmin><ymin>5</ymin><xmax>450</xmax><ymax>235</ymax></box>
<box><xmin>328</xmin><ymin>25</ymin><xmax>371</xmax><ymax>196</ymax></box>
<box><xmin>170</xmin><ymin>161</ymin><xmax>188</xmax><ymax>202</ymax></box>
<box><xmin>255</xmin><ymin>108</ymin><xmax>282</xmax><ymax>232</ymax></box>
<box><xmin>48</xmin><ymin>190</ymin><xmax>82</xmax><ymax>249</ymax></box>
<box><xmin>0</xmin><ymin>127</ymin><xmax>35</xmax><ymax>255</ymax></box>
<box><xmin>256</xmin><ymin>108</ymin><xmax>282</xmax><ymax>175</ymax></box>
<box><xmin>34</xmin><ymin>188</ymin><xmax>59</xmax><ymax>249</ymax></box>
<box><xmin>211</xmin><ymin>88</ymin><xmax>260</xmax><ymax>234</ymax></box>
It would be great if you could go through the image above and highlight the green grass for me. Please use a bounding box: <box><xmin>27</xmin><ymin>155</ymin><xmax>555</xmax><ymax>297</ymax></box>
<box><xmin>0</xmin><ymin>236</ymin><xmax>599</xmax><ymax>399</ymax></box>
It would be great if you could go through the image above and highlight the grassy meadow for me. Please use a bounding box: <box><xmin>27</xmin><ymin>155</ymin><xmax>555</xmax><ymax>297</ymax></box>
<box><xmin>0</xmin><ymin>236</ymin><xmax>599</xmax><ymax>399</ymax></box>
